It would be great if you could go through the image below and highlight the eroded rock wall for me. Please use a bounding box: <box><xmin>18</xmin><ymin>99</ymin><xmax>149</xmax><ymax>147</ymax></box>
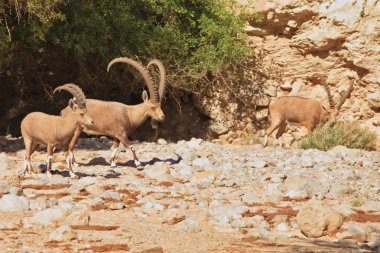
<box><xmin>249</xmin><ymin>0</ymin><xmax>380</xmax><ymax>132</ymax></box>
<box><xmin>197</xmin><ymin>0</ymin><xmax>380</xmax><ymax>144</ymax></box>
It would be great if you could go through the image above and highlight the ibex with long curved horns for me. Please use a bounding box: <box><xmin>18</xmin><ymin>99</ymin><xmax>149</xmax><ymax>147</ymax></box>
<box><xmin>21</xmin><ymin>84</ymin><xmax>94</xmax><ymax>177</ymax></box>
<box><xmin>61</xmin><ymin>57</ymin><xmax>167</xmax><ymax>168</ymax></box>
<box><xmin>264</xmin><ymin>74</ymin><xmax>353</xmax><ymax>146</ymax></box>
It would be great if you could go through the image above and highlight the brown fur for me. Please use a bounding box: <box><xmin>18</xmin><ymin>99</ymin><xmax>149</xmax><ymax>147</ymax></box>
<box><xmin>264</xmin><ymin>79</ymin><xmax>353</xmax><ymax>146</ymax></box>
<box><xmin>21</xmin><ymin>103</ymin><xmax>93</xmax><ymax>177</ymax></box>
<box><xmin>61</xmin><ymin>58</ymin><xmax>166</xmax><ymax>168</ymax></box>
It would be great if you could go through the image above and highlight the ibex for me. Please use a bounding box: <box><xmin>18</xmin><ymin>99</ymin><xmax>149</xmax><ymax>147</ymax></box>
<box><xmin>21</xmin><ymin>84</ymin><xmax>94</xmax><ymax>177</ymax></box>
<box><xmin>61</xmin><ymin>57</ymin><xmax>166</xmax><ymax>168</ymax></box>
<box><xmin>264</xmin><ymin>75</ymin><xmax>353</xmax><ymax>146</ymax></box>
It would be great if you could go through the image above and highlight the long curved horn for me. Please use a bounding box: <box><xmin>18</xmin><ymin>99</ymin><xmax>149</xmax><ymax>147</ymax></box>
<box><xmin>307</xmin><ymin>73</ymin><xmax>334</xmax><ymax>109</ymax></box>
<box><xmin>107</xmin><ymin>57</ymin><xmax>158</xmax><ymax>103</ymax></box>
<box><xmin>54</xmin><ymin>83</ymin><xmax>86</xmax><ymax>108</ymax></box>
<box><xmin>335</xmin><ymin>80</ymin><xmax>354</xmax><ymax>111</ymax></box>
<box><xmin>147</xmin><ymin>59</ymin><xmax>166</xmax><ymax>102</ymax></box>
<box><xmin>321</xmin><ymin>78</ymin><xmax>335</xmax><ymax>109</ymax></box>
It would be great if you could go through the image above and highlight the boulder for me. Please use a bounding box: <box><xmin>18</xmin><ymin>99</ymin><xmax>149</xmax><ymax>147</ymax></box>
<box><xmin>296</xmin><ymin>202</ymin><xmax>343</xmax><ymax>238</ymax></box>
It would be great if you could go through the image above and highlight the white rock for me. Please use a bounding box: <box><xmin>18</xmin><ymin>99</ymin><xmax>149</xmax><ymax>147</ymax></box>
<box><xmin>143</xmin><ymin>202</ymin><xmax>165</xmax><ymax>214</ymax></box>
<box><xmin>285</xmin><ymin>189</ymin><xmax>308</xmax><ymax>199</ymax></box>
<box><xmin>180</xmin><ymin>150</ymin><xmax>197</xmax><ymax>162</ymax></box>
<box><xmin>192</xmin><ymin>157</ymin><xmax>211</xmax><ymax>168</ymax></box>
<box><xmin>300</xmin><ymin>156</ymin><xmax>314</xmax><ymax>167</ymax></box>
<box><xmin>336</xmin><ymin>223</ymin><xmax>367</xmax><ymax>243</ymax></box>
<box><xmin>178</xmin><ymin>216</ymin><xmax>201</xmax><ymax>232</ymax></box>
<box><xmin>65</xmin><ymin>205</ymin><xmax>90</xmax><ymax>226</ymax></box>
<box><xmin>177</xmin><ymin>165</ymin><xmax>194</xmax><ymax>176</ymax></box>
<box><xmin>9</xmin><ymin>186</ymin><xmax>22</xmax><ymax>196</ymax></box>
<box><xmin>109</xmin><ymin>202</ymin><xmax>125</xmax><ymax>210</ymax></box>
<box><xmin>186</xmin><ymin>138</ymin><xmax>203</xmax><ymax>148</ymax></box>
<box><xmin>162</xmin><ymin>209</ymin><xmax>186</xmax><ymax>225</ymax></box>
<box><xmin>96</xmin><ymin>191</ymin><xmax>121</xmax><ymax>201</ymax></box>
<box><xmin>29</xmin><ymin>208</ymin><xmax>65</xmax><ymax>226</ymax></box>
<box><xmin>0</xmin><ymin>195</ymin><xmax>29</xmax><ymax>212</ymax></box>
<box><xmin>247</xmin><ymin>159</ymin><xmax>267</xmax><ymax>169</ymax></box>
<box><xmin>296</xmin><ymin>202</ymin><xmax>343</xmax><ymax>238</ymax></box>
<box><xmin>144</xmin><ymin>166</ymin><xmax>168</xmax><ymax>180</ymax></box>
<box><xmin>282</xmin><ymin>176</ymin><xmax>328</xmax><ymax>199</ymax></box>
<box><xmin>48</xmin><ymin>224</ymin><xmax>77</xmax><ymax>242</ymax></box>
<box><xmin>0</xmin><ymin>181</ymin><xmax>10</xmax><ymax>194</ymax></box>
<box><xmin>361</xmin><ymin>201</ymin><xmax>380</xmax><ymax>212</ymax></box>
<box><xmin>209</xmin><ymin>205</ymin><xmax>249</xmax><ymax>226</ymax></box>
<box><xmin>157</xmin><ymin>138</ymin><xmax>167</xmax><ymax>145</ymax></box>
<box><xmin>0</xmin><ymin>153</ymin><xmax>11</xmax><ymax>171</ymax></box>
<box><xmin>29</xmin><ymin>197</ymin><xmax>47</xmax><ymax>211</ymax></box>
<box><xmin>77</xmin><ymin>177</ymin><xmax>99</xmax><ymax>186</ymax></box>
<box><xmin>241</xmin><ymin>192</ymin><xmax>258</xmax><ymax>205</ymax></box>
<box><xmin>276</xmin><ymin>223</ymin><xmax>289</xmax><ymax>232</ymax></box>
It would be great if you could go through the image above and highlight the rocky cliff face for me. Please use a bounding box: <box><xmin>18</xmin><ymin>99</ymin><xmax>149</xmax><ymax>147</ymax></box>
<box><xmin>197</xmin><ymin>0</ymin><xmax>380</xmax><ymax>145</ymax></box>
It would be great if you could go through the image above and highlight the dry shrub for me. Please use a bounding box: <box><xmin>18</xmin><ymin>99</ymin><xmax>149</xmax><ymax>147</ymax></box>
<box><xmin>300</xmin><ymin>122</ymin><xmax>377</xmax><ymax>151</ymax></box>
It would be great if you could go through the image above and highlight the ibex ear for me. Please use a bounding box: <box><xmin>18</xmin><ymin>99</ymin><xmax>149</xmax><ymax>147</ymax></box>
<box><xmin>142</xmin><ymin>90</ymin><xmax>149</xmax><ymax>103</ymax></box>
<box><xmin>68</xmin><ymin>99</ymin><xmax>78</xmax><ymax>111</ymax></box>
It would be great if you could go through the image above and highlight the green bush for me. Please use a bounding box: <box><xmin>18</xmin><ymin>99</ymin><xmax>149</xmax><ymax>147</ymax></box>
<box><xmin>300</xmin><ymin>122</ymin><xmax>378</xmax><ymax>151</ymax></box>
<box><xmin>0</xmin><ymin>0</ymin><xmax>257</xmax><ymax>91</ymax></box>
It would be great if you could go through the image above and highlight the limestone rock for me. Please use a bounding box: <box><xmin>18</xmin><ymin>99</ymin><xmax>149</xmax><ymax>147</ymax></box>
<box><xmin>48</xmin><ymin>224</ymin><xmax>77</xmax><ymax>242</ymax></box>
<box><xmin>29</xmin><ymin>208</ymin><xmax>66</xmax><ymax>226</ymax></box>
<box><xmin>296</xmin><ymin>202</ymin><xmax>343</xmax><ymax>238</ymax></box>
<box><xmin>0</xmin><ymin>194</ymin><xmax>29</xmax><ymax>212</ymax></box>
<box><xmin>336</xmin><ymin>223</ymin><xmax>367</xmax><ymax>243</ymax></box>
<box><xmin>0</xmin><ymin>153</ymin><xmax>11</xmax><ymax>171</ymax></box>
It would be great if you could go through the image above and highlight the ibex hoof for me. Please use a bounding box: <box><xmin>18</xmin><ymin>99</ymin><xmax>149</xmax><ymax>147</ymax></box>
<box><xmin>46</xmin><ymin>172</ymin><xmax>53</xmax><ymax>178</ymax></box>
<box><xmin>69</xmin><ymin>171</ymin><xmax>77</xmax><ymax>178</ymax></box>
<box><xmin>110</xmin><ymin>161</ymin><xmax>117</xmax><ymax>168</ymax></box>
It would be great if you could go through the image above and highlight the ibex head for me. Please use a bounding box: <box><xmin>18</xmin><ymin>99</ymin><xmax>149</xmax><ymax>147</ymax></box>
<box><xmin>54</xmin><ymin>83</ymin><xmax>94</xmax><ymax>126</ymax></box>
<box><xmin>142</xmin><ymin>90</ymin><xmax>165</xmax><ymax>122</ymax></box>
<box><xmin>308</xmin><ymin>74</ymin><xmax>353</xmax><ymax>124</ymax></box>
<box><xmin>107</xmin><ymin>57</ymin><xmax>166</xmax><ymax>124</ymax></box>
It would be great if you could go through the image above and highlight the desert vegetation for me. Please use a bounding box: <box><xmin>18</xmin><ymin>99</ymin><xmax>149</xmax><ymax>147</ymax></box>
<box><xmin>0</xmin><ymin>0</ymin><xmax>264</xmax><ymax>135</ymax></box>
<box><xmin>300</xmin><ymin>122</ymin><xmax>378</xmax><ymax>151</ymax></box>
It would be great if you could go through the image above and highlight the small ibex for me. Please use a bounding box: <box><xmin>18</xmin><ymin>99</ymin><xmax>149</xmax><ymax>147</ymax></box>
<box><xmin>264</xmin><ymin>74</ymin><xmax>353</xmax><ymax>146</ymax></box>
<box><xmin>21</xmin><ymin>84</ymin><xmax>94</xmax><ymax>177</ymax></box>
<box><xmin>61</xmin><ymin>57</ymin><xmax>166</xmax><ymax>168</ymax></box>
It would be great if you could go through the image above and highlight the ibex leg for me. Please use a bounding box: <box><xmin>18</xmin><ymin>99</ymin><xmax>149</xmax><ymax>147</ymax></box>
<box><xmin>23</xmin><ymin>139</ymin><xmax>34</xmax><ymax>175</ymax></box>
<box><xmin>68</xmin><ymin>126</ymin><xmax>83</xmax><ymax>167</ymax></box>
<box><xmin>109</xmin><ymin>138</ymin><xmax>120</xmax><ymax>168</ymax></box>
<box><xmin>117</xmin><ymin>133</ymin><xmax>142</xmax><ymax>169</ymax></box>
<box><xmin>46</xmin><ymin>145</ymin><xmax>54</xmax><ymax>178</ymax></box>
<box><xmin>276</xmin><ymin>121</ymin><xmax>287</xmax><ymax>147</ymax></box>
<box><xmin>63</xmin><ymin>148</ymin><xmax>77</xmax><ymax>178</ymax></box>
<box><xmin>264</xmin><ymin>120</ymin><xmax>282</xmax><ymax>146</ymax></box>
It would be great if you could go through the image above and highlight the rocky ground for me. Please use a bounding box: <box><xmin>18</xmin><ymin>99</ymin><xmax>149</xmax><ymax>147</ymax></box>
<box><xmin>0</xmin><ymin>137</ymin><xmax>379</xmax><ymax>252</ymax></box>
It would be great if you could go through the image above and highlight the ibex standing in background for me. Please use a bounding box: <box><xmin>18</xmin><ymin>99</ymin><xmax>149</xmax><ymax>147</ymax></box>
<box><xmin>61</xmin><ymin>57</ymin><xmax>167</xmax><ymax>168</ymax></box>
<box><xmin>264</xmin><ymin>74</ymin><xmax>353</xmax><ymax>146</ymax></box>
<box><xmin>21</xmin><ymin>84</ymin><xmax>94</xmax><ymax>177</ymax></box>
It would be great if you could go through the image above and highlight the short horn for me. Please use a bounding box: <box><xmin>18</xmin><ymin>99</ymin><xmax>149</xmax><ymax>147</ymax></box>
<box><xmin>147</xmin><ymin>59</ymin><xmax>166</xmax><ymax>102</ymax></box>
<box><xmin>107</xmin><ymin>57</ymin><xmax>158</xmax><ymax>103</ymax></box>
<box><xmin>54</xmin><ymin>83</ymin><xmax>87</xmax><ymax>108</ymax></box>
